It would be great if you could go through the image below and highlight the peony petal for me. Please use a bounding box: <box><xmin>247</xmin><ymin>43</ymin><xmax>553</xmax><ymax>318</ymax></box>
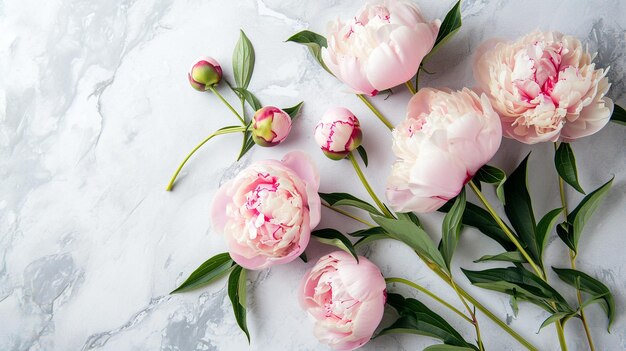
<box><xmin>210</xmin><ymin>180</ymin><xmax>233</xmax><ymax>232</ymax></box>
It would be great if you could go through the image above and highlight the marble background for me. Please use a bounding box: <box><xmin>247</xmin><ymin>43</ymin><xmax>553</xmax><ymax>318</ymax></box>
<box><xmin>1</xmin><ymin>0</ymin><xmax>625</xmax><ymax>350</ymax></box>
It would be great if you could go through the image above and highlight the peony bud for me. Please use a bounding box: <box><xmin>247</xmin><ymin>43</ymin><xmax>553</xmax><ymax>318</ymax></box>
<box><xmin>314</xmin><ymin>107</ymin><xmax>363</xmax><ymax>160</ymax></box>
<box><xmin>188</xmin><ymin>56</ymin><xmax>222</xmax><ymax>91</ymax></box>
<box><xmin>251</xmin><ymin>106</ymin><xmax>292</xmax><ymax>147</ymax></box>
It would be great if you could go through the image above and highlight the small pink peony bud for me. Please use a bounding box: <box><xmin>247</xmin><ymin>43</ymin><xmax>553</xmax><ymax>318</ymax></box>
<box><xmin>251</xmin><ymin>106</ymin><xmax>292</xmax><ymax>147</ymax></box>
<box><xmin>188</xmin><ymin>56</ymin><xmax>222</xmax><ymax>91</ymax></box>
<box><xmin>314</xmin><ymin>107</ymin><xmax>363</xmax><ymax>160</ymax></box>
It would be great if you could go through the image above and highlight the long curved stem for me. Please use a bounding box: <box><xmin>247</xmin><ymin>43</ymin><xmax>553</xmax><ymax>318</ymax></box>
<box><xmin>554</xmin><ymin>143</ymin><xmax>595</xmax><ymax>351</ymax></box>
<box><xmin>449</xmin><ymin>277</ymin><xmax>485</xmax><ymax>350</ymax></box>
<box><xmin>321</xmin><ymin>202</ymin><xmax>375</xmax><ymax>227</ymax></box>
<box><xmin>467</xmin><ymin>180</ymin><xmax>545</xmax><ymax>279</ymax></box>
<box><xmin>348</xmin><ymin>152</ymin><xmax>394</xmax><ymax>218</ymax></box>
<box><xmin>405</xmin><ymin>81</ymin><xmax>416</xmax><ymax>95</ymax></box>
<box><xmin>166</xmin><ymin>127</ymin><xmax>245</xmax><ymax>191</ymax></box>
<box><xmin>208</xmin><ymin>86</ymin><xmax>245</xmax><ymax>125</ymax></box>
<box><xmin>386</xmin><ymin>277</ymin><xmax>472</xmax><ymax>324</ymax></box>
<box><xmin>356</xmin><ymin>94</ymin><xmax>394</xmax><ymax>130</ymax></box>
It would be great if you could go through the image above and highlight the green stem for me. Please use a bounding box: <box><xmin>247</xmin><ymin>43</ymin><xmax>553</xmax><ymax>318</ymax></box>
<box><xmin>208</xmin><ymin>86</ymin><xmax>245</xmax><ymax>125</ymax></box>
<box><xmin>348</xmin><ymin>152</ymin><xmax>394</xmax><ymax>218</ymax></box>
<box><xmin>385</xmin><ymin>277</ymin><xmax>473</xmax><ymax>324</ymax></box>
<box><xmin>415</xmin><ymin>66</ymin><xmax>421</xmax><ymax>91</ymax></box>
<box><xmin>556</xmin><ymin>321</ymin><xmax>569</xmax><ymax>351</ymax></box>
<box><xmin>165</xmin><ymin>127</ymin><xmax>246</xmax><ymax>191</ymax></box>
<box><xmin>450</xmin><ymin>278</ymin><xmax>485</xmax><ymax>351</ymax></box>
<box><xmin>321</xmin><ymin>202</ymin><xmax>375</xmax><ymax>227</ymax></box>
<box><xmin>356</xmin><ymin>94</ymin><xmax>394</xmax><ymax>130</ymax></box>
<box><xmin>554</xmin><ymin>143</ymin><xmax>595</xmax><ymax>351</ymax></box>
<box><xmin>405</xmin><ymin>81</ymin><xmax>416</xmax><ymax>95</ymax></box>
<box><xmin>467</xmin><ymin>180</ymin><xmax>545</xmax><ymax>279</ymax></box>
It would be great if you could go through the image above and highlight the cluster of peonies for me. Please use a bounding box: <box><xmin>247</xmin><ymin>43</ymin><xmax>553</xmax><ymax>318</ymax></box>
<box><xmin>197</xmin><ymin>0</ymin><xmax>615</xmax><ymax>349</ymax></box>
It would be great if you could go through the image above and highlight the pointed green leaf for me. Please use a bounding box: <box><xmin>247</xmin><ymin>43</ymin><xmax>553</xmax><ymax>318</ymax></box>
<box><xmin>463</xmin><ymin>267</ymin><xmax>573</xmax><ymax>313</ymax></box>
<box><xmin>474</xmin><ymin>251</ymin><xmax>525</xmax><ymax>263</ymax></box>
<box><xmin>510</xmin><ymin>294</ymin><xmax>519</xmax><ymax>317</ymax></box>
<box><xmin>428</xmin><ymin>0</ymin><xmax>462</xmax><ymax>59</ymax></box>
<box><xmin>439</xmin><ymin>201</ymin><xmax>516</xmax><ymax>251</ymax></box>
<box><xmin>396</xmin><ymin>211</ymin><xmax>421</xmax><ymax>226</ymax></box>
<box><xmin>610</xmin><ymin>104</ymin><xmax>626</xmax><ymax>125</ymax></box>
<box><xmin>312</xmin><ymin>228</ymin><xmax>359</xmax><ymax>262</ymax></box>
<box><xmin>556</xmin><ymin>222</ymin><xmax>576</xmax><ymax>252</ymax></box>
<box><xmin>503</xmin><ymin>154</ymin><xmax>540</xmax><ymax>263</ymax></box>
<box><xmin>372</xmin><ymin>215</ymin><xmax>448</xmax><ymax>273</ymax></box>
<box><xmin>319</xmin><ymin>192</ymin><xmax>383</xmax><ymax>216</ymax></box>
<box><xmin>536</xmin><ymin>207</ymin><xmax>564</xmax><ymax>259</ymax></box>
<box><xmin>566</xmin><ymin>177</ymin><xmax>613</xmax><ymax>250</ymax></box>
<box><xmin>299</xmin><ymin>251</ymin><xmax>308</xmax><ymax>263</ymax></box>
<box><xmin>555</xmin><ymin>143</ymin><xmax>585</xmax><ymax>194</ymax></box>
<box><xmin>233</xmin><ymin>30</ymin><xmax>255</xmax><ymax>89</ymax></box>
<box><xmin>474</xmin><ymin>164</ymin><xmax>507</xmax><ymax>204</ymax></box>
<box><xmin>441</xmin><ymin>189</ymin><xmax>466</xmax><ymax>268</ymax></box>
<box><xmin>348</xmin><ymin>226</ymin><xmax>386</xmax><ymax>237</ymax></box>
<box><xmin>538</xmin><ymin>312</ymin><xmax>574</xmax><ymax>332</ymax></box>
<box><xmin>381</xmin><ymin>293</ymin><xmax>474</xmax><ymax>348</ymax></box>
<box><xmin>282</xmin><ymin>101</ymin><xmax>304</xmax><ymax>121</ymax></box>
<box><xmin>228</xmin><ymin>265</ymin><xmax>250</xmax><ymax>342</ymax></box>
<box><xmin>553</xmin><ymin>267</ymin><xmax>615</xmax><ymax>331</ymax></box>
<box><xmin>231</xmin><ymin>87</ymin><xmax>262</xmax><ymax>111</ymax></box>
<box><xmin>356</xmin><ymin>145</ymin><xmax>368</xmax><ymax>167</ymax></box>
<box><xmin>170</xmin><ymin>253</ymin><xmax>235</xmax><ymax>294</ymax></box>
<box><xmin>354</xmin><ymin>233</ymin><xmax>389</xmax><ymax>248</ymax></box>
<box><xmin>237</xmin><ymin>131</ymin><xmax>255</xmax><ymax>161</ymax></box>
<box><xmin>286</xmin><ymin>30</ymin><xmax>332</xmax><ymax>74</ymax></box>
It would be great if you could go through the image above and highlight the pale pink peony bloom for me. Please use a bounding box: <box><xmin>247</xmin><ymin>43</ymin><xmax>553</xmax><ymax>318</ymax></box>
<box><xmin>300</xmin><ymin>251</ymin><xmax>386</xmax><ymax>351</ymax></box>
<box><xmin>314</xmin><ymin>107</ymin><xmax>363</xmax><ymax>160</ymax></box>
<box><xmin>252</xmin><ymin>106</ymin><xmax>292</xmax><ymax>147</ymax></box>
<box><xmin>322</xmin><ymin>0</ymin><xmax>440</xmax><ymax>96</ymax></box>
<box><xmin>474</xmin><ymin>31</ymin><xmax>613</xmax><ymax>144</ymax></box>
<box><xmin>211</xmin><ymin>151</ymin><xmax>321</xmax><ymax>270</ymax></box>
<box><xmin>387</xmin><ymin>88</ymin><xmax>502</xmax><ymax>213</ymax></box>
<box><xmin>188</xmin><ymin>56</ymin><xmax>222</xmax><ymax>91</ymax></box>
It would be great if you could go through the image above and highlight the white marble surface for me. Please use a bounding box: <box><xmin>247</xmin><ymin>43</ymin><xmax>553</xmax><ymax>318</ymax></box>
<box><xmin>1</xmin><ymin>0</ymin><xmax>625</xmax><ymax>350</ymax></box>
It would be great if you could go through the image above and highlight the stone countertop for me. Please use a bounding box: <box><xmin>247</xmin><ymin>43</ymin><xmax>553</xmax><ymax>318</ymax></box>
<box><xmin>1</xmin><ymin>0</ymin><xmax>625</xmax><ymax>350</ymax></box>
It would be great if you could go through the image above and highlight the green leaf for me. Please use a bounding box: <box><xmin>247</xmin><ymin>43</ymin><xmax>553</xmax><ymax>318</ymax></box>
<box><xmin>553</xmin><ymin>267</ymin><xmax>615</xmax><ymax>331</ymax></box>
<box><xmin>231</xmin><ymin>87</ymin><xmax>262</xmax><ymax>111</ymax></box>
<box><xmin>535</xmin><ymin>207</ymin><xmax>563</xmax><ymax>260</ymax></box>
<box><xmin>462</xmin><ymin>267</ymin><xmax>573</xmax><ymax>313</ymax></box>
<box><xmin>311</xmin><ymin>228</ymin><xmax>359</xmax><ymax>262</ymax></box>
<box><xmin>372</xmin><ymin>215</ymin><xmax>448</xmax><ymax>273</ymax></box>
<box><xmin>474</xmin><ymin>251</ymin><xmax>525</xmax><ymax>263</ymax></box>
<box><xmin>396</xmin><ymin>211</ymin><xmax>421</xmax><ymax>227</ymax></box>
<box><xmin>170</xmin><ymin>253</ymin><xmax>235</xmax><ymax>294</ymax></box>
<box><xmin>474</xmin><ymin>165</ymin><xmax>507</xmax><ymax>204</ymax></box>
<box><xmin>356</xmin><ymin>145</ymin><xmax>368</xmax><ymax>167</ymax></box>
<box><xmin>348</xmin><ymin>226</ymin><xmax>386</xmax><ymax>237</ymax></box>
<box><xmin>554</xmin><ymin>143</ymin><xmax>585</xmax><ymax>194</ymax></box>
<box><xmin>439</xmin><ymin>201</ymin><xmax>516</xmax><ymax>251</ymax></box>
<box><xmin>440</xmin><ymin>189</ymin><xmax>466</xmax><ymax>269</ymax></box>
<box><xmin>282</xmin><ymin>101</ymin><xmax>304</xmax><ymax>121</ymax></box>
<box><xmin>428</xmin><ymin>0</ymin><xmax>462</xmax><ymax>58</ymax></box>
<box><xmin>318</xmin><ymin>192</ymin><xmax>383</xmax><ymax>216</ymax></box>
<box><xmin>354</xmin><ymin>233</ymin><xmax>389</xmax><ymax>248</ymax></box>
<box><xmin>299</xmin><ymin>251</ymin><xmax>308</xmax><ymax>263</ymax></box>
<box><xmin>233</xmin><ymin>30</ymin><xmax>255</xmax><ymax>89</ymax></box>
<box><xmin>556</xmin><ymin>222</ymin><xmax>576</xmax><ymax>252</ymax></box>
<box><xmin>424</xmin><ymin>346</ymin><xmax>476</xmax><ymax>351</ymax></box>
<box><xmin>538</xmin><ymin>312</ymin><xmax>575</xmax><ymax>332</ymax></box>
<box><xmin>286</xmin><ymin>30</ymin><xmax>332</xmax><ymax>74</ymax></box>
<box><xmin>610</xmin><ymin>104</ymin><xmax>626</xmax><ymax>125</ymax></box>
<box><xmin>503</xmin><ymin>154</ymin><xmax>540</xmax><ymax>263</ymax></box>
<box><xmin>237</xmin><ymin>131</ymin><xmax>255</xmax><ymax>161</ymax></box>
<box><xmin>381</xmin><ymin>293</ymin><xmax>474</xmax><ymax>348</ymax></box>
<box><xmin>228</xmin><ymin>265</ymin><xmax>250</xmax><ymax>342</ymax></box>
<box><xmin>565</xmin><ymin>177</ymin><xmax>613</xmax><ymax>251</ymax></box>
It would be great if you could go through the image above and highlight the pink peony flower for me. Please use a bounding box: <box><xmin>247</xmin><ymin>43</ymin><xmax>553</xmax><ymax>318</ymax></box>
<box><xmin>188</xmin><ymin>56</ymin><xmax>223</xmax><ymax>91</ymax></box>
<box><xmin>474</xmin><ymin>31</ymin><xmax>613</xmax><ymax>144</ymax></box>
<box><xmin>322</xmin><ymin>0</ymin><xmax>440</xmax><ymax>95</ymax></box>
<box><xmin>314</xmin><ymin>107</ymin><xmax>363</xmax><ymax>160</ymax></box>
<box><xmin>387</xmin><ymin>88</ymin><xmax>502</xmax><ymax>213</ymax></box>
<box><xmin>211</xmin><ymin>151</ymin><xmax>321</xmax><ymax>270</ymax></box>
<box><xmin>252</xmin><ymin>106</ymin><xmax>292</xmax><ymax>147</ymax></box>
<box><xmin>300</xmin><ymin>251</ymin><xmax>386</xmax><ymax>351</ymax></box>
